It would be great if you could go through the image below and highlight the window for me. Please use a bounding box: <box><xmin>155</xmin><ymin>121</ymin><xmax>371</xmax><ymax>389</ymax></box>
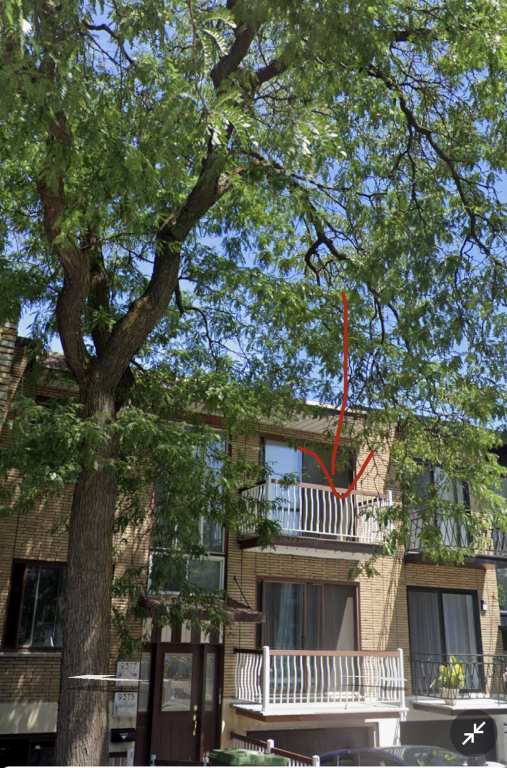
<box><xmin>407</xmin><ymin>587</ymin><xmax>481</xmax><ymax>694</ymax></box>
<box><xmin>263</xmin><ymin>438</ymin><xmax>352</xmax><ymax>488</ymax></box>
<box><xmin>262</xmin><ymin>439</ymin><xmax>353</xmax><ymax>536</ymax></box>
<box><xmin>497</xmin><ymin>568</ymin><xmax>507</xmax><ymax>627</ymax></box>
<box><xmin>150</xmin><ymin>429</ymin><xmax>227</xmax><ymax>593</ymax></box>
<box><xmin>150</xmin><ymin>552</ymin><xmax>224</xmax><ymax>595</ymax></box>
<box><xmin>409</xmin><ymin>463</ymin><xmax>469</xmax><ymax>549</ymax></box>
<box><xmin>259</xmin><ymin>580</ymin><xmax>357</xmax><ymax>651</ymax></box>
<box><xmin>4</xmin><ymin>562</ymin><xmax>66</xmax><ymax>649</ymax></box>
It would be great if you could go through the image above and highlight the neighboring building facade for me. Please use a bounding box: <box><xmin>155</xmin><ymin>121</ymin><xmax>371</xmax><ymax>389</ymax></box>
<box><xmin>0</xmin><ymin>325</ymin><xmax>506</xmax><ymax>766</ymax></box>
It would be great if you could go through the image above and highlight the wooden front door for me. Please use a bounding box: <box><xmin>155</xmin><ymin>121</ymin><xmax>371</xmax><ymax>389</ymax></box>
<box><xmin>149</xmin><ymin>643</ymin><xmax>220</xmax><ymax>765</ymax></box>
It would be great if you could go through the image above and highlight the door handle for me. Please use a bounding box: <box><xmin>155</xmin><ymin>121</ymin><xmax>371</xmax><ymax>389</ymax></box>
<box><xmin>192</xmin><ymin>713</ymin><xmax>198</xmax><ymax>737</ymax></box>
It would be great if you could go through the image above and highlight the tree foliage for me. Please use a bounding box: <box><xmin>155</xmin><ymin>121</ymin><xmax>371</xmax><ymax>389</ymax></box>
<box><xmin>1</xmin><ymin>0</ymin><xmax>507</xmax><ymax>758</ymax></box>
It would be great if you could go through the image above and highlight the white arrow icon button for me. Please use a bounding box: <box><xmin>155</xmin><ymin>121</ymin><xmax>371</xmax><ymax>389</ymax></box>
<box><xmin>463</xmin><ymin>722</ymin><xmax>486</xmax><ymax>746</ymax></box>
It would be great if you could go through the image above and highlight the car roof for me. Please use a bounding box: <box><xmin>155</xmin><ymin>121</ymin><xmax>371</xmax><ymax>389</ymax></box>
<box><xmin>320</xmin><ymin>745</ymin><xmax>464</xmax><ymax>757</ymax></box>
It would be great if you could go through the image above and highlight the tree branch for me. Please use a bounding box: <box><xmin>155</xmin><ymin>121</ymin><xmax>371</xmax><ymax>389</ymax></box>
<box><xmin>84</xmin><ymin>229</ymin><xmax>112</xmax><ymax>356</ymax></box>
<box><xmin>36</xmin><ymin>111</ymin><xmax>90</xmax><ymax>385</ymax></box>
<box><xmin>80</xmin><ymin>20</ymin><xmax>134</xmax><ymax>65</ymax></box>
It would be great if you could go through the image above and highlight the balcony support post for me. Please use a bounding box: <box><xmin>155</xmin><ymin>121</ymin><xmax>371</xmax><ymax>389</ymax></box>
<box><xmin>397</xmin><ymin>648</ymin><xmax>406</xmax><ymax>721</ymax></box>
<box><xmin>262</xmin><ymin>645</ymin><xmax>270</xmax><ymax>712</ymax></box>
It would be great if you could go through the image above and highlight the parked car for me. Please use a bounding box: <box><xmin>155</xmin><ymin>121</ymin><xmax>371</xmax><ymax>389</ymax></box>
<box><xmin>319</xmin><ymin>746</ymin><xmax>505</xmax><ymax>767</ymax></box>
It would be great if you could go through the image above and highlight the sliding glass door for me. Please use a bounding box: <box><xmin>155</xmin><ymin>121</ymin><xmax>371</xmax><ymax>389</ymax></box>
<box><xmin>264</xmin><ymin>439</ymin><xmax>303</xmax><ymax>534</ymax></box>
<box><xmin>262</xmin><ymin>580</ymin><xmax>357</xmax><ymax>651</ymax></box>
<box><xmin>263</xmin><ymin>438</ymin><xmax>352</xmax><ymax>536</ymax></box>
<box><xmin>408</xmin><ymin>588</ymin><xmax>481</xmax><ymax>694</ymax></box>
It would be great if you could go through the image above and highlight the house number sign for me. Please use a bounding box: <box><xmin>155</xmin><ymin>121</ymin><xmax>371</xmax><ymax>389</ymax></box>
<box><xmin>116</xmin><ymin>661</ymin><xmax>140</xmax><ymax>687</ymax></box>
<box><xmin>113</xmin><ymin>691</ymin><xmax>138</xmax><ymax>718</ymax></box>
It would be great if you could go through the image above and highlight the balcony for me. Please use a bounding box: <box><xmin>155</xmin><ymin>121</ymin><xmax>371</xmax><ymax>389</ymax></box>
<box><xmin>233</xmin><ymin>646</ymin><xmax>406</xmax><ymax>720</ymax></box>
<box><xmin>410</xmin><ymin>653</ymin><xmax>507</xmax><ymax>713</ymax></box>
<box><xmin>239</xmin><ymin>479</ymin><xmax>392</xmax><ymax>555</ymax></box>
<box><xmin>406</xmin><ymin>516</ymin><xmax>507</xmax><ymax>565</ymax></box>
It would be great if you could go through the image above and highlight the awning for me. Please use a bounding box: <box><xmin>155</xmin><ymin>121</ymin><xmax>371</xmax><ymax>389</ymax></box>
<box><xmin>137</xmin><ymin>593</ymin><xmax>264</xmax><ymax>624</ymax></box>
<box><xmin>223</xmin><ymin>596</ymin><xmax>265</xmax><ymax>623</ymax></box>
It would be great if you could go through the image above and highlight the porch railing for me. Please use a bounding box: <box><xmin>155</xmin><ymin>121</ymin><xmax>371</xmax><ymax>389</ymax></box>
<box><xmin>230</xmin><ymin>732</ymin><xmax>319</xmax><ymax>767</ymax></box>
<box><xmin>408</xmin><ymin>515</ymin><xmax>507</xmax><ymax>559</ymax></box>
<box><xmin>240</xmin><ymin>479</ymin><xmax>392</xmax><ymax>544</ymax></box>
<box><xmin>234</xmin><ymin>646</ymin><xmax>405</xmax><ymax>711</ymax></box>
<box><xmin>411</xmin><ymin>653</ymin><xmax>507</xmax><ymax>700</ymax></box>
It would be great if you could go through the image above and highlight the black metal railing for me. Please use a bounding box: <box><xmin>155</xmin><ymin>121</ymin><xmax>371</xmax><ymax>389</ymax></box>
<box><xmin>407</xmin><ymin>515</ymin><xmax>507</xmax><ymax>559</ymax></box>
<box><xmin>411</xmin><ymin>653</ymin><xmax>507</xmax><ymax>700</ymax></box>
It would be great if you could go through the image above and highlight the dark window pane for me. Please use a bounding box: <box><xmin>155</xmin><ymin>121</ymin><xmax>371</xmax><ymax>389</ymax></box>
<box><xmin>324</xmin><ymin>585</ymin><xmax>357</xmax><ymax>651</ymax></box>
<box><xmin>18</xmin><ymin>566</ymin><xmax>66</xmax><ymax>648</ymax></box>
<box><xmin>264</xmin><ymin>582</ymin><xmax>304</xmax><ymax>649</ymax></box>
<box><xmin>188</xmin><ymin>559</ymin><xmax>223</xmax><ymax>591</ymax></box>
<box><xmin>497</xmin><ymin>568</ymin><xmax>507</xmax><ymax>612</ymax></box>
<box><xmin>303</xmin><ymin>446</ymin><xmax>351</xmax><ymax>490</ymax></box>
<box><xmin>32</xmin><ymin>568</ymin><xmax>60</xmax><ymax>647</ymax></box>
<box><xmin>306</xmin><ymin>584</ymin><xmax>323</xmax><ymax>650</ymax></box>
<box><xmin>150</xmin><ymin>552</ymin><xmax>185</xmax><ymax>593</ymax></box>
<box><xmin>18</xmin><ymin>567</ymin><xmax>39</xmax><ymax>647</ymax></box>
<box><xmin>408</xmin><ymin>590</ymin><xmax>443</xmax><ymax>656</ymax></box>
<box><xmin>202</xmin><ymin>519</ymin><xmax>224</xmax><ymax>553</ymax></box>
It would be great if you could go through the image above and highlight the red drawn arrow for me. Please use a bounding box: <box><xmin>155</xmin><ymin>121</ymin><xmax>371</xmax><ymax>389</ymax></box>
<box><xmin>297</xmin><ymin>291</ymin><xmax>375</xmax><ymax>498</ymax></box>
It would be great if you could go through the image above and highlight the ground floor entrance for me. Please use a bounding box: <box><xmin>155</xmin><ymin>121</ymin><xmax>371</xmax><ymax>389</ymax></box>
<box><xmin>135</xmin><ymin>642</ymin><xmax>221</xmax><ymax>766</ymax></box>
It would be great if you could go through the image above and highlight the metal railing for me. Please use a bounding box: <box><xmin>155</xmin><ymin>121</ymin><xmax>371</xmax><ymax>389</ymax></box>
<box><xmin>235</xmin><ymin>646</ymin><xmax>405</xmax><ymax>711</ymax></box>
<box><xmin>230</xmin><ymin>732</ymin><xmax>320</xmax><ymax>767</ymax></box>
<box><xmin>241</xmin><ymin>479</ymin><xmax>392</xmax><ymax>544</ymax></box>
<box><xmin>411</xmin><ymin>653</ymin><xmax>507</xmax><ymax>700</ymax></box>
<box><xmin>408</xmin><ymin>515</ymin><xmax>507</xmax><ymax>559</ymax></box>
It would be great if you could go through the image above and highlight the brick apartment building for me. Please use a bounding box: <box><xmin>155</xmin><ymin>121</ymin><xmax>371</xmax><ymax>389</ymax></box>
<box><xmin>0</xmin><ymin>323</ymin><xmax>507</xmax><ymax>766</ymax></box>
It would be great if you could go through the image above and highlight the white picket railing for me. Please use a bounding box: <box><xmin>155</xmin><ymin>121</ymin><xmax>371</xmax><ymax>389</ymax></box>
<box><xmin>230</xmin><ymin>732</ymin><xmax>320</xmax><ymax>766</ymax></box>
<box><xmin>235</xmin><ymin>647</ymin><xmax>405</xmax><ymax>712</ymax></box>
<box><xmin>241</xmin><ymin>479</ymin><xmax>392</xmax><ymax>544</ymax></box>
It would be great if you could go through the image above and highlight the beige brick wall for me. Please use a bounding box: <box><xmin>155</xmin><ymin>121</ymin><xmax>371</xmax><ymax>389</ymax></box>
<box><xmin>225</xmin><ymin>423</ymin><xmax>504</xmax><ymax>703</ymax></box>
<box><xmin>0</xmin><ymin>654</ymin><xmax>61</xmax><ymax>702</ymax></box>
<box><xmin>0</xmin><ymin>349</ymin><xmax>151</xmax><ymax>704</ymax></box>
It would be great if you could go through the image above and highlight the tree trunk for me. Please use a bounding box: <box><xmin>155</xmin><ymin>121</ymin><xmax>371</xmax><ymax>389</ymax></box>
<box><xmin>55</xmin><ymin>390</ymin><xmax>118</xmax><ymax>766</ymax></box>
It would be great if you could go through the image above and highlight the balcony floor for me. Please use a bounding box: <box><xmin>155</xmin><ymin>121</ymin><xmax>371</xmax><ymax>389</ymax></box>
<box><xmin>238</xmin><ymin>534</ymin><xmax>378</xmax><ymax>559</ymax></box>
<box><xmin>232</xmin><ymin>701</ymin><xmax>406</xmax><ymax>722</ymax></box>
<box><xmin>413</xmin><ymin>696</ymin><xmax>507</xmax><ymax>714</ymax></box>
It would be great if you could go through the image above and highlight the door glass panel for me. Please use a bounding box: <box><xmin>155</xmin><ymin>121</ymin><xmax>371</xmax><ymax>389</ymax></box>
<box><xmin>306</xmin><ymin>584</ymin><xmax>323</xmax><ymax>650</ymax></box>
<box><xmin>264</xmin><ymin>440</ymin><xmax>303</xmax><ymax>533</ymax></box>
<box><xmin>138</xmin><ymin>652</ymin><xmax>152</xmax><ymax>713</ymax></box>
<box><xmin>264</xmin><ymin>440</ymin><xmax>302</xmax><ymax>479</ymax></box>
<box><xmin>161</xmin><ymin>653</ymin><xmax>193</xmax><ymax>711</ymax></box>
<box><xmin>442</xmin><ymin>592</ymin><xmax>479</xmax><ymax>688</ymax></box>
<box><xmin>264</xmin><ymin>582</ymin><xmax>304</xmax><ymax>649</ymax></box>
<box><xmin>204</xmin><ymin>652</ymin><xmax>216</xmax><ymax>711</ymax></box>
<box><xmin>408</xmin><ymin>590</ymin><xmax>444</xmax><ymax>694</ymax></box>
<box><xmin>303</xmin><ymin>446</ymin><xmax>351</xmax><ymax>488</ymax></box>
<box><xmin>324</xmin><ymin>584</ymin><xmax>357</xmax><ymax>651</ymax></box>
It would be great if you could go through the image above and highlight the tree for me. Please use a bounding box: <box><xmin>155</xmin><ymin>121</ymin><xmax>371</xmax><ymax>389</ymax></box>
<box><xmin>1</xmin><ymin>0</ymin><xmax>507</xmax><ymax>763</ymax></box>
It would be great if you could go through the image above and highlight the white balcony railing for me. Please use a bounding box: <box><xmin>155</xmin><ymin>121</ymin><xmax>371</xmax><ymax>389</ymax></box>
<box><xmin>235</xmin><ymin>647</ymin><xmax>405</xmax><ymax>711</ymax></box>
<box><xmin>241</xmin><ymin>479</ymin><xmax>392</xmax><ymax>544</ymax></box>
